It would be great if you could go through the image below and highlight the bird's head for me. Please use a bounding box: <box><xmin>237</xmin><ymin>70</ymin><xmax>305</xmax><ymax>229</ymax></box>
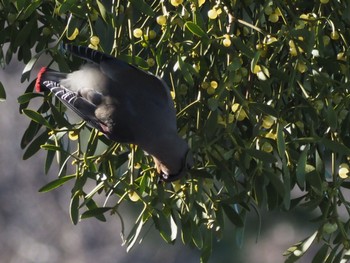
<box><xmin>155</xmin><ymin>147</ymin><xmax>193</xmax><ymax>183</ymax></box>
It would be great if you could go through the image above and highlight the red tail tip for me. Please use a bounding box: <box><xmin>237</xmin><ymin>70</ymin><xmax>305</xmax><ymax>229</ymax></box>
<box><xmin>35</xmin><ymin>67</ymin><xmax>47</xmax><ymax>92</ymax></box>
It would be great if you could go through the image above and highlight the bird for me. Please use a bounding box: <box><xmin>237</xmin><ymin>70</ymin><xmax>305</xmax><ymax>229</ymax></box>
<box><xmin>35</xmin><ymin>44</ymin><xmax>192</xmax><ymax>182</ymax></box>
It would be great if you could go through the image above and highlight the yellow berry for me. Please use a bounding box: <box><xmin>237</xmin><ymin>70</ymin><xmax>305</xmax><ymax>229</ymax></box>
<box><xmin>288</xmin><ymin>40</ymin><xmax>296</xmax><ymax>48</ymax></box>
<box><xmin>262</xmin><ymin>115</ymin><xmax>275</xmax><ymax>129</ymax></box>
<box><xmin>320</xmin><ymin>0</ymin><xmax>329</xmax><ymax>3</ymax></box>
<box><xmin>236</xmin><ymin>109</ymin><xmax>247</xmax><ymax>121</ymax></box>
<box><xmin>198</xmin><ymin>0</ymin><xmax>206</xmax><ymax>7</ymax></box>
<box><xmin>208</xmin><ymin>9</ymin><xmax>218</xmax><ymax>19</ymax></box>
<box><xmin>297</xmin><ymin>61</ymin><xmax>307</xmax><ymax>73</ymax></box>
<box><xmin>266</xmin><ymin>36</ymin><xmax>278</xmax><ymax>45</ymax></box>
<box><xmin>231</xmin><ymin>103</ymin><xmax>240</xmax><ymax>113</ymax></box>
<box><xmin>207</xmin><ymin>87</ymin><xmax>216</xmax><ymax>95</ymax></box>
<box><xmin>268</xmin><ymin>13</ymin><xmax>279</xmax><ymax>23</ymax></box>
<box><xmin>252</xmin><ymin>65</ymin><xmax>261</xmax><ymax>74</ymax></box>
<box><xmin>264</xmin><ymin>6</ymin><xmax>273</xmax><ymax>15</ymax></box>
<box><xmin>223</xmin><ymin>38</ymin><xmax>231</xmax><ymax>47</ymax></box>
<box><xmin>330</xmin><ymin>31</ymin><xmax>340</xmax><ymax>40</ymax></box>
<box><xmin>323</xmin><ymin>35</ymin><xmax>330</xmax><ymax>46</ymax></box>
<box><xmin>299</xmin><ymin>14</ymin><xmax>309</xmax><ymax>20</ymax></box>
<box><xmin>201</xmin><ymin>82</ymin><xmax>210</xmax><ymax>89</ymax></box>
<box><xmin>148</xmin><ymin>30</ymin><xmax>156</xmax><ymax>39</ymax></box>
<box><xmin>339</xmin><ymin>163</ymin><xmax>349</xmax><ymax>179</ymax></box>
<box><xmin>42</xmin><ymin>27</ymin><xmax>51</xmax><ymax>36</ymax></box>
<box><xmin>314</xmin><ymin>100</ymin><xmax>324</xmax><ymax>111</ymax></box>
<box><xmin>128</xmin><ymin>191</ymin><xmax>140</xmax><ymax>202</ymax></box>
<box><xmin>289</xmin><ymin>47</ymin><xmax>298</xmax><ymax>56</ymax></box>
<box><xmin>134</xmin><ymin>163</ymin><xmax>141</xmax><ymax>169</ymax></box>
<box><xmin>274</xmin><ymin>7</ymin><xmax>282</xmax><ymax>16</ymax></box>
<box><xmin>322</xmin><ymin>222</ymin><xmax>338</xmax><ymax>234</ymax></box>
<box><xmin>90</xmin><ymin>36</ymin><xmax>100</xmax><ymax>46</ymax></box>
<box><xmin>68</xmin><ymin>130</ymin><xmax>79</xmax><ymax>141</ymax></box>
<box><xmin>156</xmin><ymin>15</ymin><xmax>167</xmax><ymax>26</ymax></box>
<box><xmin>171</xmin><ymin>0</ymin><xmax>183</xmax><ymax>7</ymax></box>
<box><xmin>133</xmin><ymin>28</ymin><xmax>143</xmax><ymax>38</ymax></box>
<box><xmin>265</xmin><ymin>132</ymin><xmax>276</xmax><ymax>140</ymax></box>
<box><xmin>261</xmin><ymin>142</ymin><xmax>273</xmax><ymax>153</ymax></box>
<box><xmin>337</xmin><ymin>52</ymin><xmax>346</xmax><ymax>61</ymax></box>
<box><xmin>228</xmin><ymin>114</ymin><xmax>234</xmax><ymax>123</ymax></box>
<box><xmin>147</xmin><ymin>58</ymin><xmax>155</xmax><ymax>67</ymax></box>
<box><xmin>210</xmin><ymin>80</ymin><xmax>218</xmax><ymax>89</ymax></box>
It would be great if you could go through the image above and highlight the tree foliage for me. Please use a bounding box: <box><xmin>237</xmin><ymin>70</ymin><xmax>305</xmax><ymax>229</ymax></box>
<box><xmin>1</xmin><ymin>0</ymin><xmax>350</xmax><ymax>261</ymax></box>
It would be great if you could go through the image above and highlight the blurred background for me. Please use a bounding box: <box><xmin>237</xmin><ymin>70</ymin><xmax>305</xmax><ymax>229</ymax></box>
<box><xmin>0</xmin><ymin>59</ymin><xmax>316</xmax><ymax>263</ymax></box>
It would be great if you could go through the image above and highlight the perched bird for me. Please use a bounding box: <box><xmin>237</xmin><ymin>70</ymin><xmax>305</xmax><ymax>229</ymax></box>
<box><xmin>35</xmin><ymin>44</ymin><xmax>192</xmax><ymax>182</ymax></box>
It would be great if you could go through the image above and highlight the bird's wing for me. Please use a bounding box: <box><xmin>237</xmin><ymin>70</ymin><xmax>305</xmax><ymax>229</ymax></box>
<box><xmin>64</xmin><ymin>44</ymin><xmax>172</xmax><ymax>104</ymax></box>
<box><xmin>41</xmin><ymin>80</ymin><xmax>104</xmax><ymax>132</ymax></box>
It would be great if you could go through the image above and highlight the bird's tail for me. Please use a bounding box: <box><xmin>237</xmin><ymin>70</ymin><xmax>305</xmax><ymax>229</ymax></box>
<box><xmin>35</xmin><ymin>67</ymin><xmax>67</xmax><ymax>92</ymax></box>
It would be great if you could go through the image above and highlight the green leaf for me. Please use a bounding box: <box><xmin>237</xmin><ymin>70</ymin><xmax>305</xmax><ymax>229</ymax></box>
<box><xmin>129</xmin><ymin>0</ymin><xmax>155</xmax><ymax>17</ymax></box>
<box><xmin>14</xmin><ymin>16</ymin><xmax>36</xmax><ymax>49</ymax></box>
<box><xmin>265</xmin><ymin>170</ymin><xmax>285</xmax><ymax>198</ymax></box>
<box><xmin>17</xmin><ymin>92</ymin><xmax>43</xmax><ymax>104</ymax></box>
<box><xmin>311</xmin><ymin>244</ymin><xmax>329</xmax><ymax>263</ymax></box>
<box><xmin>70</xmin><ymin>191</ymin><xmax>80</xmax><ymax>225</ymax></box>
<box><xmin>18</xmin><ymin>0</ymin><xmax>42</xmax><ymax>20</ymax></box>
<box><xmin>245</xmin><ymin>148</ymin><xmax>277</xmax><ymax>163</ymax></box>
<box><xmin>251</xmin><ymin>50</ymin><xmax>261</xmax><ymax>73</ymax></box>
<box><xmin>191</xmin><ymin>220</ymin><xmax>203</xmax><ymax>249</ymax></box>
<box><xmin>177</xmin><ymin>57</ymin><xmax>194</xmax><ymax>86</ymax></box>
<box><xmin>23</xmin><ymin>131</ymin><xmax>49</xmax><ymax>160</ymax></box>
<box><xmin>321</xmin><ymin>138</ymin><xmax>350</xmax><ymax>156</ymax></box>
<box><xmin>0</xmin><ymin>81</ymin><xmax>6</xmax><ymax>102</ymax></box>
<box><xmin>232</xmin><ymin>36</ymin><xmax>254</xmax><ymax>58</ymax></box>
<box><xmin>185</xmin><ymin>21</ymin><xmax>207</xmax><ymax>38</ymax></box>
<box><xmin>126</xmin><ymin>218</ymin><xmax>144</xmax><ymax>252</ymax></box>
<box><xmin>222</xmin><ymin>204</ymin><xmax>244</xmax><ymax>227</ymax></box>
<box><xmin>200</xmin><ymin>230</ymin><xmax>213</xmax><ymax>263</ymax></box>
<box><xmin>22</xmin><ymin>109</ymin><xmax>52</xmax><ymax>128</ymax></box>
<box><xmin>284</xmin><ymin>231</ymin><xmax>318</xmax><ymax>260</ymax></box>
<box><xmin>154</xmin><ymin>212</ymin><xmax>172</xmax><ymax>243</ymax></box>
<box><xmin>96</xmin><ymin>0</ymin><xmax>108</xmax><ymax>22</ymax></box>
<box><xmin>296</xmin><ymin>145</ymin><xmax>309</xmax><ymax>190</ymax></box>
<box><xmin>45</xmin><ymin>148</ymin><xmax>55</xmax><ymax>174</ymax></box>
<box><xmin>277</xmin><ymin>122</ymin><xmax>286</xmax><ymax>158</ymax></box>
<box><xmin>81</xmin><ymin>206</ymin><xmax>111</xmax><ymax>222</ymax></box>
<box><xmin>49</xmin><ymin>102</ymin><xmax>72</xmax><ymax>127</ymax></box>
<box><xmin>59</xmin><ymin>0</ymin><xmax>78</xmax><ymax>14</ymax></box>
<box><xmin>38</xmin><ymin>175</ymin><xmax>76</xmax><ymax>193</ymax></box>
<box><xmin>324</xmin><ymin>244</ymin><xmax>340</xmax><ymax>263</ymax></box>
<box><xmin>325</xmin><ymin>104</ymin><xmax>337</xmax><ymax>130</ymax></box>
<box><xmin>41</xmin><ymin>144</ymin><xmax>70</xmax><ymax>156</ymax></box>
<box><xmin>249</xmin><ymin>102</ymin><xmax>278</xmax><ymax>117</ymax></box>
<box><xmin>181</xmin><ymin>220</ymin><xmax>192</xmax><ymax>245</ymax></box>
<box><xmin>119</xmin><ymin>54</ymin><xmax>149</xmax><ymax>69</ymax></box>
<box><xmin>21</xmin><ymin>120</ymin><xmax>40</xmax><ymax>149</ymax></box>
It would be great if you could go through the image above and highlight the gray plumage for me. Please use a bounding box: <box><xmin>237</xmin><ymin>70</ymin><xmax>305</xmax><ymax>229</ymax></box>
<box><xmin>35</xmin><ymin>44</ymin><xmax>192</xmax><ymax>182</ymax></box>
